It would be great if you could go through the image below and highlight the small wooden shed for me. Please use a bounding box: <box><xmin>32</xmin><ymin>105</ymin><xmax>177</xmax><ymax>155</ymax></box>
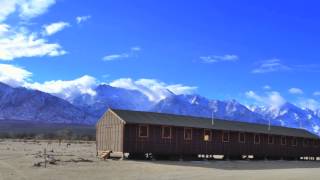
<box><xmin>96</xmin><ymin>108</ymin><xmax>320</xmax><ymax>159</ymax></box>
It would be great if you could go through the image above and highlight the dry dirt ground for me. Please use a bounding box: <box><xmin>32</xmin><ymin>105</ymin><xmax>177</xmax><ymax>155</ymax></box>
<box><xmin>1</xmin><ymin>140</ymin><xmax>320</xmax><ymax>180</ymax></box>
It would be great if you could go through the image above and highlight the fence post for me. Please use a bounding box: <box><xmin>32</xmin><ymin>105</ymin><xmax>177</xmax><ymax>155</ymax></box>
<box><xmin>44</xmin><ymin>148</ymin><xmax>47</xmax><ymax>168</ymax></box>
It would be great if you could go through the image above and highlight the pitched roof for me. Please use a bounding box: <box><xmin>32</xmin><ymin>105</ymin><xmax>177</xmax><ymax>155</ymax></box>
<box><xmin>111</xmin><ymin>109</ymin><xmax>319</xmax><ymax>139</ymax></box>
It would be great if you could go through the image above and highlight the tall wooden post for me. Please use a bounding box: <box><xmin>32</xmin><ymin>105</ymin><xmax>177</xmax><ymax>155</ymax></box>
<box><xmin>44</xmin><ymin>148</ymin><xmax>47</xmax><ymax>168</ymax></box>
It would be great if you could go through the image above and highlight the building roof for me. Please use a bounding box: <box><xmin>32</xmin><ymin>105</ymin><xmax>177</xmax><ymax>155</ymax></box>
<box><xmin>111</xmin><ymin>109</ymin><xmax>319</xmax><ymax>139</ymax></box>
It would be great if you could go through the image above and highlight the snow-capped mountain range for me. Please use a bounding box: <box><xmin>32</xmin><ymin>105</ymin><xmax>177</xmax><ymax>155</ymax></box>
<box><xmin>0</xmin><ymin>82</ymin><xmax>95</xmax><ymax>124</ymax></box>
<box><xmin>72</xmin><ymin>84</ymin><xmax>155</xmax><ymax>117</ymax></box>
<box><xmin>151</xmin><ymin>95</ymin><xmax>269</xmax><ymax>124</ymax></box>
<box><xmin>0</xmin><ymin>82</ymin><xmax>320</xmax><ymax>135</ymax></box>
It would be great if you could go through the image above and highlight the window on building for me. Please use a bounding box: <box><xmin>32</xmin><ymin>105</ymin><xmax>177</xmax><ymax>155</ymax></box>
<box><xmin>292</xmin><ymin>138</ymin><xmax>298</xmax><ymax>146</ymax></box>
<box><xmin>281</xmin><ymin>136</ymin><xmax>286</xmax><ymax>145</ymax></box>
<box><xmin>203</xmin><ymin>129</ymin><xmax>212</xmax><ymax>141</ymax></box>
<box><xmin>138</xmin><ymin>125</ymin><xmax>148</xmax><ymax>138</ymax></box>
<box><xmin>239</xmin><ymin>132</ymin><xmax>245</xmax><ymax>143</ymax></box>
<box><xmin>184</xmin><ymin>128</ymin><xmax>192</xmax><ymax>140</ymax></box>
<box><xmin>222</xmin><ymin>131</ymin><xmax>230</xmax><ymax>143</ymax></box>
<box><xmin>313</xmin><ymin>140</ymin><xmax>318</xmax><ymax>147</ymax></box>
<box><xmin>254</xmin><ymin>134</ymin><xmax>260</xmax><ymax>144</ymax></box>
<box><xmin>161</xmin><ymin>126</ymin><xmax>172</xmax><ymax>139</ymax></box>
<box><xmin>268</xmin><ymin>135</ymin><xmax>274</xmax><ymax>144</ymax></box>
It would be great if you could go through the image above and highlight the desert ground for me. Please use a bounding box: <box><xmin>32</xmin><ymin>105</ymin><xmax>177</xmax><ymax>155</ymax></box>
<box><xmin>1</xmin><ymin>140</ymin><xmax>320</xmax><ymax>180</ymax></box>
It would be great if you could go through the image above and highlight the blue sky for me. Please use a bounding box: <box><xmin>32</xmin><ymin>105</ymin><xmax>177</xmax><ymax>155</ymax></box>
<box><xmin>0</xmin><ymin>0</ymin><xmax>320</xmax><ymax>109</ymax></box>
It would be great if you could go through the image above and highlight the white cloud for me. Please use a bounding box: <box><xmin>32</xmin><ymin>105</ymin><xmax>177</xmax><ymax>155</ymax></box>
<box><xmin>313</xmin><ymin>125</ymin><xmax>320</xmax><ymax>134</ymax></box>
<box><xmin>0</xmin><ymin>28</ymin><xmax>66</xmax><ymax>60</ymax></box>
<box><xmin>200</xmin><ymin>54</ymin><xmax>238</xmax><ymax>63</ymax></box>
<box><xmin>252</xmin><ymin>59</ymin><xmax>291</xmax><ymax>73</ymax></box>
<box><xmin>289</xmin><ymin>88</ymin><xmax>304</xmax><ymax>95</ymax></box>
<box><xmin>0</xmin><ymin>24</ymin><xmax>10</xmax><ymax>36</ymax></box>
<box><xmin>131</xmin><ymin>46</ymin><xmax>141</xmax><ymax>52</ymax></box>
<box><xmin>263</xmin><ymin>85</ymin><xmax>271</xmax><ymax>90</ymax></box>
<box><xmin>166</xmin><ymin>84</ymin><xmax>197</xmax><ymax>95</ymax></box>
<box><xmin>0</xmin><ymin>64</ymin><xmax>197</xmax><ymax>103</ymax></box>
<box><xmin>26</xmin><ymin>75</ymin><xmax>97</xmax><ymax>101</ymax></box>
<box><xmin>19</xmin><ymin>0</ymin><xmax>56</xmax><ymax>20</ymax></box>
<box><xmin>253</xmin><ymin>59</ymin><xmax>320</xmax><ymax>74</ymax></box>
<box><xmin>0</xmin><ymin>0</ymin><xmax>16</xmax><ymax>22</ymax></box>
<box><xmin>245</xmin><ymin>90</ymin><xmax>286</xmax><ymax>109</ymax></box>
<box><xmin>110</xmin><ymin>78</ymin><xmax>197</xmax><ymax>102</ymax></box>
<box><xmin>0</xmin><ymin>0</ymin><xmax>66</xmax><ymax>61</ymax></box>
<box><xmin>103</xmin><ymin>46</ymin><xmax>141</xmax><ymax>61</ymax></box>
<box><xmin>245</xmin><ymin>91</ymin><xmax>263</xmax><ymax>102</ymax></box>
<box><xmin>0</xmin><ymin>64</ymin><xmax>97</xmax><ymax>101</ymax></box>
<box><xmin>42</xmin><ymin>21</ymin><xmax>70</xmax><ymax>36</ymax></box>
<box><xmin>103</xmin><ymin>53</ymin><xmax>129</xmax><ymax>61</ymax></box>
<box><xmin>298</xmin><ymin>98</ymin><xmax>320</xmax><ymax>111</ymax></box>
<box><xmin>76</xmin><ymin>15</ymin><xmax>91</xmax><ymax>24</ymax></box>
<box><xmin>0</xmin><ymin>0</ymin><xmax>56</xmax><ymax>22</ymax></box>
<box><xmin>268</xmin><ymin>92</ymin><xmax>287</xmax><ymax>109</ymax></box>
<box><xmin>0</xmin><ymin>63</ymin><xmax>32</xmax><ymax>87</ymax></box>
<box><xmin>314</xmin><ymin>91</ymin><xmax>320</xmax><ymax>96</ymax></box>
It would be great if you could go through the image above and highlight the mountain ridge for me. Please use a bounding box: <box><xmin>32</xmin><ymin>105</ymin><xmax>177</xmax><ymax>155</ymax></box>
<box><xmin>0</xmin><ymin>82</ymin><xmax>319</xmax><ymax>135</ymax></box>
<box><xmin>0</xmin><ymin>82</ymin><xmax>95</xmax><ymax>124</ymax></box>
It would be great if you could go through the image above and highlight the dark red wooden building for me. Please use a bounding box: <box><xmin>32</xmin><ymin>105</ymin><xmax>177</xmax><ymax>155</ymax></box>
<box><xmin>96</xmin><ymin>109</ymin><xmax>320</xmax><ymax>160</ymax></box>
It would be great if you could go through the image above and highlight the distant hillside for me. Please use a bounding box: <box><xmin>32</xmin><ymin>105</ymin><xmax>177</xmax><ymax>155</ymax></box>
<box><xmin>0</xmin><ymin>120</ymin><xmax>95</xmax><ymax>140</ymax></box>
<box><xmin>0</xmin><ymin>82</ymin><xmax>96</xmax><ymax>124</ymax></box>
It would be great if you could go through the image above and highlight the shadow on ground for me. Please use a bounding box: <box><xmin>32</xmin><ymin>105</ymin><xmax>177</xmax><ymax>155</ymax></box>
<box><xmin>128</xmin><ymin>159</ymin><xmax>320</xmax><ymax>170</ymax></box>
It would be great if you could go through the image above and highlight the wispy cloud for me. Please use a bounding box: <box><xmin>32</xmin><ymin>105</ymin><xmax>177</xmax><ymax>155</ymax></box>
<box><xmin>314</xmin><ymin>91</ymin><xmax>320</xmax><ymax>96</ymax></box>
<box><xmin>0</xmin><ymin>25</ymin><xmax>66</xmax><ymax>61</ymax></box>
<box><xmin>294</xmin><ymin>64</ymin><xmax>320</xmax><ymax>73</ymax></box>
<box><xmin>103</xmin><ymin>46</ymin><xmax>141</xmax><ymax>61</ymax></box>
<box><xmin>252</xmin><ymin>59</ymin><xmax>320</xmax><ymax>74</ymax></box>
<box><xmin>252</xmin><ymin>59</ymin><xmax>291</xmax><ymax>74</ymax></box>
<box><xmin>76</xmin><ymin>15</ymin><xmax>91</xmax><ymax>24</ymax></box>
<box><xmin>200</xmin><ymin>54</ymin><xmax>238</xmax><ymax>63</ymax></box>
<box><xmin>0</xmin><ymin>63</ymin><xmax>97</xmax><ymax>101</ymax></box>
<box><xmin>246</xmin><ymin>87</ymin><xmax>320</xmax><ymax>111</ymax></box>
<box><xmin>263</xmin><ymin>85</ymin><xmax>271</xmax><ymax>90</ymax></box>
<box><xmin>103</xmin><ymin>54</ymin><xmax>129</xmax><ymax>61</ymax></box>
<box><xmin>289</xmin><ymin>88</ymin><xmax>304</xmax><ymax>95</ymax></box>
<box><xmin>0</xmin><ymin>64</ymin><xmax>32</xmax><ymax>87</ymax></box>
<box><xmin>245</xmin><ymin>90</ymin><xmax>286</xmax><ymax>109</ymax></box>
<box><xmin>42</xmin><ymin>21</ymin><xmax>70</xmax><ymax>36</ymax></box>
<box><xmin>0</xmin><ymin>63</ymin><xmax>197</xmax><ymax>103</ymax></box>
<box><xmin>131</xmin><ymin>46</ymin><xmax>141</xmax><ymax>51</ymax></box>
<box><xmin>27</xmin><ymin>75</ymin><xmax>97</xmax><ymax>101</ymax></box>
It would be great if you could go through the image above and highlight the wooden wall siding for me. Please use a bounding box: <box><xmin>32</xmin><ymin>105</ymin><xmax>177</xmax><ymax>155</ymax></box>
<box><xmin>96</xmin><ymin>111</ymin><xmax>124</xmax><ymax>153</ymax></box>
<box><xmin>123</xmin><ymin>124</ymin><xmax>320</xmax><ymax>157</ymax></box>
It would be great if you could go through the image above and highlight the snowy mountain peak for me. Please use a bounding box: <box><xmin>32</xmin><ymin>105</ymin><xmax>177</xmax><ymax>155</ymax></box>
<box><xmin>72</xmin><ymin>84</ymin><xmax>154</xmax><ymax>117</ymax></box>
<box><xmin>253</xmin><ymin>102</ymin><xmax>319</xmax><ymax>131</ymax></box>
<box><xmin>190</xmin><ymin>95</ymin><xmax>199</xmax><ymax>105</ymax></box>
<box><xmin>152</xmin><ymin>95</ymin><xmax>268</xmax><ymax>124</ymax></box>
